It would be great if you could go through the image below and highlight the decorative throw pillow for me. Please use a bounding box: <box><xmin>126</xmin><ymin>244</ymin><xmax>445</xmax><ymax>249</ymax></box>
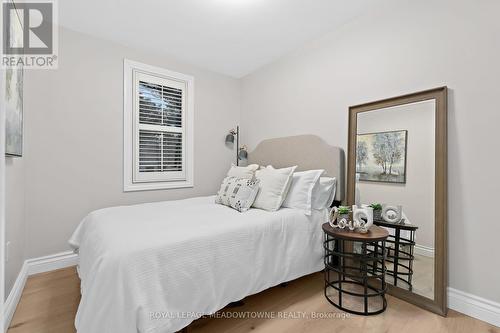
<box><xmin>252</xmin><ymin>165</ymin><xmax>297</xmax><ymax>211</ymax></box>
<box><xmin>226</xmin><ymin>164</ymin><xmax>259</xmax><ymax>179</ymax></box>
<box><xmin>282</xmin><ymin>170</ymin><xmax>325</xmax><ymax>215</ymax></box>
<box><xmin>215</xmin><ymin>177</ymin><xmax>260</xmax><ymax>212</ymax></box>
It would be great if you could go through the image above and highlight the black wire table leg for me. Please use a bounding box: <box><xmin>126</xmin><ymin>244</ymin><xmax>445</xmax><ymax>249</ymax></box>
<box><xmin>322</xmin><ymin>224</ymin><xmax>389</xmax><ymax>316</ymax></box>
<box><xmin>393</xmin><ymin>229</ymin><xmax>401</xmax><ymax>287</ymax></box>
<box><xmin>362</xmin><ymin>242</ymin><xmax>368</xmax><ymax>315</ymax></box>
<box><xmin>339</xmin><ymin>239</ymin><xmax>343</xmax><ymax>307</ymax></box>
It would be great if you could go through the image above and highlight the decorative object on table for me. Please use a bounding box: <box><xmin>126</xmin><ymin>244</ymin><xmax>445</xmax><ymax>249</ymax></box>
<box><xmin>369</xmin><ymin>203</ymin><xmax>383</xmax><ymax>220</ymax></box>
<box><xmin>338</xmin><ymin>217</ymin><xmax>348</xmax><ymax>229</ymax></box>
<box><xmin>225</xmin><ymin>126</ymin><xmax>247</xmax><ymax>166</ymax></box>
<box><xmin>356</xmin><ymin>130</ymin><xmax>408</xmax><ymax>184</ymax></box>
<box><xmin>328</xmin><ymin>206</ymin><xmax>339</xmax><ymax>228</ymax></box>
<box><xmin>382</xmin><ymin>204</ymin><xmax>403</xmax><ymax>223</ymax></box>
<box><xmin>352</xmin><ymin>205</ymin><xmax>374</xmax><ymax>233</ymax></box>
<box><xmin>328</xmin><ymin>206</ymin><xmax>351</xmax><ymax>229</ymax></box>
<box><xmin>323</xmin><ymin>223</ymin><xmax>389</xmax><ymax>315</ymax></box>
<box><xmin>5</xmin><ymin>4</ymin><xmax>24</xmax><ymax>157</ymax></box>
<box><xmin>337</xmin><ymin>206</ymin><xmax>350</xmax><ymax>222</ymax></box>
<box><xmin>329</xmin><ymin>206</ymin><xmax>375</xmax><ymax>233</ymax></box>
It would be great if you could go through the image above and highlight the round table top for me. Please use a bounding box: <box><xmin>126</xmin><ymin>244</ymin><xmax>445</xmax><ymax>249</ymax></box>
<box><xmin>322</xmin><ymin>223</ymin><xmax>389</xmax><ymax>242</ymax></box>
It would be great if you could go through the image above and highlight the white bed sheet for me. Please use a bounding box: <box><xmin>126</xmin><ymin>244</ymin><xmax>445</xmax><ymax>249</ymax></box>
<box><xmin>69</xmin><ymin>196</ymin><xmax>327</xmax><ymax>333</ymax></box>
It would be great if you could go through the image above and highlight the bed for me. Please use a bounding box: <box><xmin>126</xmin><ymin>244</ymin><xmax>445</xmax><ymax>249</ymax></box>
<box><xmin>69</xmin><ymin>135</ymin><xmax>345</xmax><ymax>333</ymax></box>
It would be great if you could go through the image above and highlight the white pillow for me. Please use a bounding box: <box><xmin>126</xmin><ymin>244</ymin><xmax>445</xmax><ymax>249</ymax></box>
<box><xmin>282</xmin><ymin>170</ymin><xmax>324</xmax><ymax>215</ymax></box>
<box><xmin>252</xmin><ymin>165</ymin><xmax>297</xmax><ymax>211</ymax></box>
<box><xmin>312</xmin><ymin>177</ymin><xmax>337</xmax><ymax>210</ymax></box>
<box><xmin>226</xmin><ymin>164</ymin><xmax>259</xmax><ymax>179</ymax></box>
<box><xmin>215</xmin><ymin>177</ymin><xmax>260</xmax><ymax>212</ymax></box>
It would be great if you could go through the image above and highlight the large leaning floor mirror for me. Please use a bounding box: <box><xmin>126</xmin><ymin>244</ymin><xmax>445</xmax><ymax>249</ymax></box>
<box><xmin>347</xmin><ymin>87</ymin><xmax>448</xmax><ymax>315</ymax></box>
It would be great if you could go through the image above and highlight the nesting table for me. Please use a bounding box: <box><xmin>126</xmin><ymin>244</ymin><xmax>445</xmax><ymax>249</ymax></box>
<box><xmin>373</xmin><ymin>220</ymin><xmax>418</xmax><ymax>291</ymax></box>
<box><xmin>322</xmin><ymin>223</ymin><xmax>389</xmax><ymax>315</ymax></box>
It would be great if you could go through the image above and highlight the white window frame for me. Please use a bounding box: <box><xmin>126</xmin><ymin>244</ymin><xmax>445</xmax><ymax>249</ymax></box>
<box><xmin>123</xmin><ymin>59</ymin><xmax>194</xmax><ymax>191</ymax></box>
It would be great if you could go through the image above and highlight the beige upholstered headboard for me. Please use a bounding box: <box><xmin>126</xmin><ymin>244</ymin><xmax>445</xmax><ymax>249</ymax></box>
<box><xmin>248</xmin><ymin>135</ymin><xmax>345</xmax><ymax>202</ymax></box>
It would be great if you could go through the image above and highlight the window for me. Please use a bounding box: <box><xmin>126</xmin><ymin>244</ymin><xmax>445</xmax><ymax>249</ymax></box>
<box><xmin>124</xmin><ymin>59</ymin><xmax>194</xmax><ymax>191</ymax></box>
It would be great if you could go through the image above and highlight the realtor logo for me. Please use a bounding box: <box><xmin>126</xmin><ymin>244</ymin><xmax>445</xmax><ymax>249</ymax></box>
<box><xmin>2</xmin><ymin>0</ymin><xmax>58</xmax><ymax>69</ymax></box>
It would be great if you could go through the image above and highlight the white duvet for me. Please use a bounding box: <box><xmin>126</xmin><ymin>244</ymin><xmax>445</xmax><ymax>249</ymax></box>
<box><xmin>69</xmin><ymin>196</ymin><xmax>326</xmax><ymax>333</ymax></box>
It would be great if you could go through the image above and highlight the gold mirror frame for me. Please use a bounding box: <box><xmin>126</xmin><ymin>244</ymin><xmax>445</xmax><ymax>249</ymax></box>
<box><xmin>346</xmin><ymin>87</ymin><xmax>448</xmax><ymax>316</ymax></box>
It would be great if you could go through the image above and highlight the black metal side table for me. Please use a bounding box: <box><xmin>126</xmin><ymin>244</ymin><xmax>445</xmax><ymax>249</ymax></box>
<box><xmin>322</xmin><ymin>223</ymin><xmax>389</xmax><ymax>316</ymax></box>
<box><xmin>373</xmin><ymin>220</ymin><xmax>418</xmax><ymax>291</ymax></box>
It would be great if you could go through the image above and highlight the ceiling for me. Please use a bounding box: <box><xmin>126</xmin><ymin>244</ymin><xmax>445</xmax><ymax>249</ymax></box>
<box><xmin>59</xmin><ymin>0</ymin><xmax>376</xmax><ymax>78</ymax></box>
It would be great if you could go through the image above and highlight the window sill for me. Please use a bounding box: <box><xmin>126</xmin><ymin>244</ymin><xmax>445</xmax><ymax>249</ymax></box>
<box><xmin>123</xmin><ymin>180</ymin><xmax>194</xmax><ymax>192</ymax></box>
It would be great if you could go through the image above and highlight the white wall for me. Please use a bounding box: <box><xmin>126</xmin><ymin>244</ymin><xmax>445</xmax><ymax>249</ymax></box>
<box><xmin>357</xmin><ymin>101</ymin><xmax>435</xmax><ymax>249</ymax></box>
<box><xmin>3</xmin><ymin>26</ymin><xmax>240</xmax><ymax>290</ymax></box>
<box><xmin>241</xmin><ymin>0</ymin><xmax>500</xmax><ymax>303</ymax></box>
<box><xmin>4</xmin><ymin>159</ymin><xmax>25</xmax><ymax>300</ymax></box>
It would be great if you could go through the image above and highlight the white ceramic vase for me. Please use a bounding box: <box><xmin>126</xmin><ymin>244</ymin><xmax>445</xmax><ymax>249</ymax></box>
<box><xmin>382</xmin><ymin>204</ymin><xmax>403</xmax><ymax>223</ymax></box>
<box><xmin>352</xmin><ymin>205</ymin><xmax>374</xmax><ymax>233</ymax></box>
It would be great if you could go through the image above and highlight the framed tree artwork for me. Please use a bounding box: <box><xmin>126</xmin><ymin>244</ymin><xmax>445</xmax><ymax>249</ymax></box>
<box><xmin>356</xmin><ymin>130</ymin><xmax>408</xmax><ymax>184</ymax></box>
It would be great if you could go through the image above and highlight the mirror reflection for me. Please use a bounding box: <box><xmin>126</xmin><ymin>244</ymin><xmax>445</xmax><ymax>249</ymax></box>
<box><xmin>355</xmin><ymin>100</ymin><xmax>436</xmax><ymax>300</ymax></box>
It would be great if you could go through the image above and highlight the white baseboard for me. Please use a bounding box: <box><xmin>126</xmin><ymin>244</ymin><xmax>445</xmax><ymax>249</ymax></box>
<box><xmin>3</xmin><ymin>250</ymin><xmax>78</xmax><ymax>332</ymax></box>
<box><xmin>3</xmin><ymin>262</ymin><xmax>28</xmax><ymax>332</ymax></box>
<box><xmin>3</xmin><ymin>251</ymin><xmax>499</xmax><ymax>330</ymax></box>
<box><xmin>414</xmin><ymin>244</ymin><xmax>435</xmax><ymax>258</ymax></box>
<box><xmin>25</xmin><ymin>250</ymin><xmax>79</xmax><ymax>276</ymax></box>
<box><xmin>448</xmin><ymin>287</ymin><xmax>500</xmax><ymax>328</ymax></box>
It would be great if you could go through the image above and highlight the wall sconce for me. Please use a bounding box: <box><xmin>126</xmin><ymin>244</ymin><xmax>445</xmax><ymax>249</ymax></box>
<box><xmin>225</xmin><ymin>129</ymin><xmax>236</xmax><ymax>143</ymax></box>
<box><xmin>225</xmin><ymin>126</ymin><xmax>247</xmax><ymax>166</ymax></box>
<box><xmin>238</xmin><ymin>145</ymin><xmax>248</xmax><ymax>160</ymax></box>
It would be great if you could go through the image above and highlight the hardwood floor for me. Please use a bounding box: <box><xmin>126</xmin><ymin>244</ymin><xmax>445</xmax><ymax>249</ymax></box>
<box><xmin>7</xmin><ymin>266</ymin><xmax>499</xmax><ymax>333</ymax></box>
<box><xmin>385</xmin><ymin>253</ymin><xmax>435</xmax><ymax>299</ymax></box>
<box><xmin>8</xmin><ymin>267</ymin><xmax>80</xmax><ymax>333</ymax></box>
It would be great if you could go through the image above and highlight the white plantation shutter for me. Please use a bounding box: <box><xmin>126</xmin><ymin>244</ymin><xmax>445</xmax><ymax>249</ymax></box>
<box><xmin>138</xmin><ymin>131</ymin><xmax>183</xmax><ymax>172</ymax></box>
<box><xmin>134</xmin><ymin>72</ymin><xmax>186</xmax><ymax>182</ymax></box>
<box><xmin>124</xmin><ymin>60</ymin><xmax>194</xmax><ymax>191</ymax></box>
